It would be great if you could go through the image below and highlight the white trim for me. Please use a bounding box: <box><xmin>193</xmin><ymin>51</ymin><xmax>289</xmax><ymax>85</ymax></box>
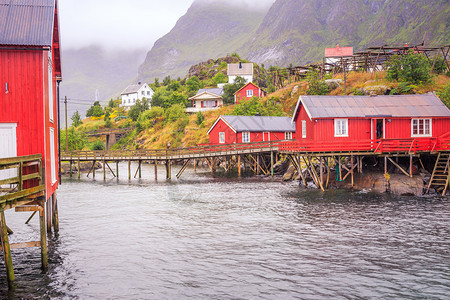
<box><xmin>189</xmin><ymin>91</ymin><xmax>222</xmax><ymax>100</ymax></box>
<box><xmin>302</xmin><ymin>120</ymin><xmax>307</xmax><ymax>138</ymax></box>
<box><xmin>207</xmin><ymin>116</ymin><xmax>237</xmax><ymax>135</ymax></box>
<box><xmin>411</xmin><ymin>118</ymin><xmax>432</xmax><ymax>137</ymax></box>
<box><xmin>334</xmin><ymin>119</ymin><xmax>349</xmax><ymax>137</ymax></box>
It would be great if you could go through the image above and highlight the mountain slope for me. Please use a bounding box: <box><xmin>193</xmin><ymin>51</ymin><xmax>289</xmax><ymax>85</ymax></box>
<box><xmin>138</xmin><ymin>0</ymin><xmax>449</xmax><ymax>80</ymax></box>
<box><xmin>137</xmin><ymin>1</ymin><xmax>266</xmax><ymax>82</ymax></box>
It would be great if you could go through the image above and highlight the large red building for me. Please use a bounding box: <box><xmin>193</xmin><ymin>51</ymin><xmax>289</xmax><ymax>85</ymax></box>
<box><xmin>292</xmin><ymin>94</ymin><xmax>450</xmax><ymax>145</ymax></box>
<box><xmin>0</xmin><ymin>0</ymin><xmax>62</xmax><ymax>199</ymax></box>
<box><xmin>208</xmin><ymin>115</ymin><xmax>295</xmax><ymax>144</ymax></box>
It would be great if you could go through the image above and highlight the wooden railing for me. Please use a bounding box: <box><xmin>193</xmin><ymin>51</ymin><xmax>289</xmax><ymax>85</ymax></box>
<box><xmin>0</xmin><ymin>154</ymin><xmax>44</xmax><ymax>205</ymax></box>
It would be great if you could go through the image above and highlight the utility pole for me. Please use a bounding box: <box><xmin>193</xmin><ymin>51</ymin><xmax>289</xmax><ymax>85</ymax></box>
<box><xmin>65</xmin><ymin>96</ymin><xmax>68</xmax><ymax>151</ymax></box>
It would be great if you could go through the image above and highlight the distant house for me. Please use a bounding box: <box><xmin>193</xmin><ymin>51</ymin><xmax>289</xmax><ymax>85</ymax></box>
<box><xmin>228</xmin><ymin>62</ymin><xmax>253</xmax><ymax>84</ymax></box>
<box><xmin>121</xmin><ymin>83</ymin><xmax>153</xmax><ymax>107</ymax></box>
<box><xmin>324</xmin><ymin>44</ymin><xmax>353</xmax><ymax>64</ymax></box>
<box><xmin>187</xmin><ymin>88</ymin><xmax>224</xmax><ymax>113</ymax></box>
<box><xmin>292</xmin><ymin>94</ymin><xmax>450</xmax><ymax>144</ymax></box>
<box><xmin>207</xmin><ymin>115</ymin><xmax>295</xmax><ymax>144</ymax></box>
<box><xmin>234</xmin><ymin>82</ymin><xmax>266</xmax><ymax>104</ymax></box>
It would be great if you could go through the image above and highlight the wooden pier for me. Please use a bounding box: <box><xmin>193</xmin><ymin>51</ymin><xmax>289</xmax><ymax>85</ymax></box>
<box><xmin>61</xmin><ymin>137</ymin><xmax>450</xmax><ymax>195</ymax></box>
<box><xmin>0</xmin><ymin>154</ymin><xmax>59</xmax><ymax>287</ymax></box>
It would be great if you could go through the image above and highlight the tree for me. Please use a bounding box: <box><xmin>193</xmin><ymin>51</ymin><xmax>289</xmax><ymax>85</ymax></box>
<box><xmin>386</xmin><ymin>50</ymin><xmax>433</xmax><ymax>84</ymax></box>
<box><xmin>222</xmin><ymin>76</ymin><xmax>246</xmax><ymax>105</ymax></box>
<box><xmin>213</xmin><ymin>72</ymin><xmax>227</xmax><ymax>84</ymax></box>
<box><xmin>231</xmin><ymin>97</ymin><xmax>284</xmax><ymax>116</ymax></box>
<box><xmin>86</xmin><ymin>101</ymin><xmax>104</xmax><ymax>117</ymax></box>
<box><xmin>195</xmin><ymin>111</ymin><xmax>204</xmax><ymax>125</ymax></box>
<box><xmin>71</xmin><ymin>110</ymin><xmax>82</xmax><ymax>127</ymax></box>
<box><xmin>186</xmin><ymin>76</ymin><xmax>202</xmax><ymax>94</ymax></box>
<box><xmin>128</xmin><ymin>99</ymin><xmax>144</xmax><ymax>121</ymax></box>
<box><xmin>108</xmin><ymin>99</ymin><xmax>115</xmax><ymax>108</ymax></box>
<box><xmin>306</xmin><ymin>69</ymin><xmax>329</xmax><ymax>95</ymax></box>
<box><xmin>163</xmin><ymin>75</ymin><xmax>171</xmax><ymax>86</ymax></box>
<box><xmin>167</xmin><ymin>80</ymin><xmax>181</xmax><ymax>92</ymax></box>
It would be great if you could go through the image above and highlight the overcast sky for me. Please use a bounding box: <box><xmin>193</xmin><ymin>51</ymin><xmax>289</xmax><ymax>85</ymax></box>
<box><xmin>59</xmin><ymin>0</ymin><xmax>276</xmax><ymax>51</ymax></box>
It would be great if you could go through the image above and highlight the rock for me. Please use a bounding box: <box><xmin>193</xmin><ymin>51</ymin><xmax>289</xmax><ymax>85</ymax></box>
<box><xmin>324</xmin><ymin>79</ymin><xmax>343</xmax><ymax>90</ymax></box>
<box><xmin>364</xmin><ymin>85</ymin><xmax>389</xmax><ymax>95</ymax></box>
<box><xmin>273</xmin><ymin>159</ymin><xmax>290</xmax><ymax>175</ymax></box>
<box><xmin>291</xmin><ymin>85</ymin><xmax>299</xmax><ymax>96</ymax></box>
<box><xmin>373</xmin><ymin>173</ymin><xmax>424</xmax><ymax>196</ymax></box>
<box><xmin>282</xmin><ymin>165</ymin><xmax>295</xmax><ymax>181</ymax></box>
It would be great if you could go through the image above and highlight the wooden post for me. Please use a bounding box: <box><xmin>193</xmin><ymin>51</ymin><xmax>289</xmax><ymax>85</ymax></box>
<box><xmin>0</xmin><ymin>209</ymin><xmax>15</xmax><ymax>287</ymax></box>
<box><xmin>166</xmin><ymin>160</ymin><xmax>170</xmax><ymax>179</ymax></box>
<box><xmin>46</xmin><ymin>197</ymin><xmax>52</xmax><ymax>233</ymax></box>
<box><xmin>351</xmin><ymin>155</ymin><xmax>354</xmax><ymax>187</ymax></box>
<box><xmin>69</xmin><ymin>160</ymin><xmax>73</xmax><ymax>178</ymax></box>
<box><xmin>384</xmin><ymin>156</ymin><xmax>388</xmax><ymax>174</ymax></box>
<box><xmin>92</xmin><ymin>160</ymin><xmax>96</xmax><ymax>178</ymax></box>
<box><xmin>271</xmin><ymin>151</ymin><xmax>274</xmax><ymax>177</ymax></box>
<box><xmin>338</xmin><ymin>156</ymin><xmax>342</xmax><ymax>181</ymax></box>
<box><xmin>128</xmin><ymin>160</ymin><xmax>131</xmax><ymax>180</ymax></box>
<box><xmin>39</xmin><ymin>203</ymin><xmax>48</xmax><ymax>270</ymax></box>
<box><xmin>77</xmin><ymin>159</ymin><xmax>81</xmax><ymax>179</ymax></box>
<box><xmin>409</xmin><ymin>155</ymin><xmax>413</xmax><ymax>178</ymax></box>
<box><xmin>103</xmin><ymin>159</ymin><xmax>106</xmax><ymax>180</ymax></box>
<box><xmin>193</xmin><ymin>159</ymin><xmax>196</xmax><ymax>173</ymax></box>
<box><xmin>256</xmin><ymin>155</ymin><xmax>260</xmax><ymax>175</ymax></box>
<box><xmin>138</xmin><ymin>160</ymin><xmax>142</xmax><ymax>178</ymax></box>
<box><xmin>154</xmin><ymin>160</ymin><xmax>158</xmax><ymax>180</ymax></box>
<box><xmin>116</xmin><ymin>161</ymin><xmax>119</xmax><ymax>178</ymax></box>
<box><xmin>238</xmin><ymin>155</ymin><xmax>241</xmax><ymax>177</ymax></box>
<box><xmin>52</xmin><ymin>192</ymin><xmax>59</xmax><ymax>232</ymax></box>
<box><xmin>320</xmin><ymin>157</ymin><xmax>323</xmax><ymax>187</ymax></box>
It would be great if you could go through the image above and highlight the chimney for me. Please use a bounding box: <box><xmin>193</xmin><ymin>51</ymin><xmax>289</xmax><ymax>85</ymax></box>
<box><xmin>138</xmin><ymin>82</ymin><xmax>142</xmax><ymax>85</ymax></box>
<box><xmin>336</xmin><ymin>44</ymin><xmax>340</xmax><ymax>49</ymax></box>
<box><xmin>239</xmin><ymin>61</ymin><xmax>242</xmax><ymax>69</ymax></box>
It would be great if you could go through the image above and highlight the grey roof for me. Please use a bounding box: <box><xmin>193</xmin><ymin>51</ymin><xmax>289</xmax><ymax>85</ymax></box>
<box><xmin>221</xmin><ymin>115</ymin><xmax>295</xmax><ymax>132</ymax></box>
<box><xmin>195</xmin><ymin>88</ymin><xmax>223</xmax><ymax>97</ymax></box>
<box><xmin>121</xmin><ymin>84</ymin><xmax>145</xmax><ymax>95</ymax></box>
<box><xmin>295</xmin><ymin>94</ymin><xmax>450</xmax><ymax>120</ymax></box>
<box><xmin>228</xmin><ymin>63</ymin><xmax>253</xmax><ymax>76</ymax></box>
<box><xmin>0</xmin><ymin>0</ymin><xmax>55</xmax><ymax>46</ymax></box>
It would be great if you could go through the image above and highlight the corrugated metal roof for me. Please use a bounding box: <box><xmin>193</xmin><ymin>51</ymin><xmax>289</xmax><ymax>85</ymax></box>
<box><xmin>121</xmin><ymin>83</ymin><xmax>146</xmax><ymax>95</ymax></box>
<box><xmin>227</xmin><ymin>63</ymin><xmax>253</xmax><ymax>76</ymax></box>
<box><xmin>221</xmin><ymin>115</ymin><xmax>295</xmax><ymax>132</ymax></box>
<box><xmin>298</xmin><ymin>94</ymin><xmax>450</xmax><ymax>119</ymax></box>
<box><xmin>195</xmin><ymin>88</ymin><xmax>223</xmax><ymax>97</ymax></box>
<box><xmin>0</xmin><ymin>0</ymin><xmax>55</xmax><ymax>46</ymax></box>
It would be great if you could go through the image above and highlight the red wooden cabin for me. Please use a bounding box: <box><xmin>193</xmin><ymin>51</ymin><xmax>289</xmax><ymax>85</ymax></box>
<box><xmin>291</xmin><ymin>94</ymin><xmax>450</xmax><ymax>150</ymax></box>
<box><xmin>208</xmin><ymin>115</ymin><xmax>295</xmax><ymax>144</ymax></box>
<box><xmin>0</xmin><ymin>0</ymin><xmax>62</xmax><ymax>199</ymax></box>
<box><xmin>234</xmin><ymin>82</ymin><xmax>266</xmax><ymax>104</ymax></box>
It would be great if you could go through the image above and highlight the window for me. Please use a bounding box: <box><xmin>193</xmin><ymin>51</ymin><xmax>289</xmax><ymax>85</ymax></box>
<box><xmin>334</xmin><ymin>119</ymin><xmax>348</xmax><ymax>137</ymax></box>
<box><xmin>203</xmin><ymin>100</ymin><xmax>216</xmax><ymax>108</ymax></box>
<box><xmin>302</xmin><ymin>120</ymin><xmax>306</xmax><ymax>138</ymax></box>
<box><xmin>147</xmin><ymin>91</ymin><xmax>150</xmax><ymax>95</ymax></box>
<box><xmin>246</xmin><ymin>90</ymin><xmax>253</xmax><ymax>97</ymax></box>
<box><xmin>219</xmin><ymin>132</ymin><xmax>225</xmax><ymax>144</ymax></box>
<box><xmin>412</xmin><ymin>119</ymin><xmax>431</xmax><ymax>137</ymax></box>
<box><xmin>242</xmin><ymin>132</ymin><xmax>250</xmax><ymax>143</ymax></box>
<box><xmin>48</xmin><ymin>54</ymin><xmax>53</xmax><ymax>122</ymax></box>
<box><xmin>285</xmin><ymin>132</ymin><xmax>293</xmax><ymax>140</ymax></box>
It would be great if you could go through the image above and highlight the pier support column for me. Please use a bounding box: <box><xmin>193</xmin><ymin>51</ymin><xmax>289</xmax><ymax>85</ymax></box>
<box><xmin>0</xmin><ymin>208</ymin><xmax>15</xmax><ymax>287</ymax></box>
<box><xmin>128</xmin><ymin>160</ymin><xmax>131</xmax><ymax>180</ymax></box>
<box><xmin>193</xmin><ymin>159</ymin><xmax>196</xmax><ymax>173</ymax></box>
<box><xmin>351</xmin><ymin>155</ymin><xmax>354</xmax><ymax>187</ymax></box>
<box><xmin>138</xmin><ymin>160</ymin><xmax>142</xmax><ymax>178</ymax></box>
<box><xmin>77</xmin><ymin>159</ymin><xmax>81</xmax><ymax>179</ymax></box>
<box><xmin>256</xmin><ymin>155</ymin><xmax>260</xmax><ymax>175</ymax></box>
<box><xmin>238</xmin><ymin>155</ymin><xmax>241</xmax><ymax>177</ymax></box>
<box><xmin>271</xmin><ymin>151</ymin><xmax>274</xmax><ymax>177</ymax></box>
<box><xmin>103</xmin><ymin>159</ymin><xmax>106</xmax><ymax>180</ymax></box>
<box><xmin>52</xmin><ymin>192</ymin><xmax>59</xmax><ymax>232</ymax></box>
<box><xmin>116</xmin><ymin>161</ymin><xmax>119</xmax><ymax>178</ymax></box>
<box><xmin>39</xmin><ymin>201</ymin><xmax>48</xmax><ymax>271</ymax></box>
<box><xmin>69</xmin><ymin>161</ymin><xmax>73</xmax><ymax>178</ymax></box>
<box><xmin>154</xmin><ymin>160</ymin><xmax>158</xmax><ymax>180</ymax></box>
<box><xmin>92</xmin><ymin>160</ymin><xmax>96</xmax><ymax>178</ymax></box>
<box><xmin>166</xmin><ymin>160</ymin><xmax>171</xmax><ymax>180</ymax></box>
<box><xmin>46</xmin><ymin>198</ymin><xmax>52</xmax><ymax>233</ymax></box>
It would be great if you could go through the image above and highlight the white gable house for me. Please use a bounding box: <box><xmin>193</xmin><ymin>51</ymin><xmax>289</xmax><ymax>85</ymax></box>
<box><xmin>228</xmin><ymin>62</ymin><xmax>253</xmax><ymax>84</ymax></box>
<box><xmin>121</xmin><ymin>83</ymin><xmax>154</xmax><ymax>107</ymax></box>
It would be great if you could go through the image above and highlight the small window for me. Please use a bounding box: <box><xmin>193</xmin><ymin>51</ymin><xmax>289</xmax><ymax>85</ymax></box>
<box><xmin>412</xmin><ymin>119</ymin><xmax>432</xmax><ymax>137</ymax></box>
<box><xmin>246</xmin><ymin>90</ymin><xmax>253</xmax><ymax>97</ymax></box>
<box><xmin>334</xmin><ymin>119</ymin><xmax>348</xmax><ymax>137</ymax></box>
<box><xmin>147</xmin><ymin>91</ymin><xmax>150</xmax><ymax>95</ymax></box>
<box><xmin>242</xmin><ymin>132</ymin><xmax>250</xmax><ymax>143</ymax></box>
<box><xmin>141</xmin><ymin>91</ymin><xmax>145</xmax><ymax>95</ymax></box>
<box><xmin>219</xmin><ymin>132</ymin><xmax>225</xmax><ymax>144</ymax></box>
<box><xmin>285</xmin><ymin>132</ymin><xmax>292</xmax><ymax>140</ymax></box>
<box><xmin>302</xmin><ymin>120</ymin><xmax>306</xmax><ymax>138</ymax></box>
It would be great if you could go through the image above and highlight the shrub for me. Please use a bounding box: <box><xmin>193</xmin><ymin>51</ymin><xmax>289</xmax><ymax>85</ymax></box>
<box><xmin>306</xmin><ymin>69</ymin><xmax>329</xmax><ymax>95</ymax></box>
<box><xmin>386</xmin><ymin>50</ymin><xmax>432</xmax><ymax>84</ymax></box>
<box><xmin>437</xmin><ymin>83</ymin><xmax>450</xmax><ymax>108</ymax></box>
<box><xmin>222</xmin><ymin>76</ymin><xmax>246</xmax><ymax>105</ymax></box>
<box><xmin>232</xmin><ymin>97</ymin><xmax>284</xmax><ymax>116</ymax></box>
<box><xmin>71</xmin><ymin>111</ymin><xmax>82</xmax><ymax>127</ymax></box>
<box><xmin>86</xmin><ymin>101</ymin><xmax>104</xmax><ymax>117</ymax></box>
<box><xmin>166</xmin><ymin>104</ymin><xmax>187</xmax><ymax>123</ymax></box>
<box><xmin>91</xmin><ymin>139</ymin><xmax>105</xmax><ymax>150</ymax></box>
<box><xmin>195</xmin><ymin>111</ymin><xmax>205</xmax><ymax>125</ymax></box>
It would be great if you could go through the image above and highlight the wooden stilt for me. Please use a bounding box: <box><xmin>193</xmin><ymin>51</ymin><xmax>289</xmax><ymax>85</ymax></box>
<box><xmin>46</xmin><ymin>198</ymin><xmax>52</xmax><ymax>233</ymax></box>
<box><xmin>116</xmin><ymin>161</ymin><xmax>119</xmax><ymax>178</ymax></box>
<box><xmin>103</xmin><ymin>159</ymin><xmax>106</xmax><ymax>180</ymax></box>
<box><xmin>384</xmin><ymin>156</ymin><xmax>388</xmax><ymax>174</ymax></box>
<box><xmin>326</xmin><ymin>157</ymin><xmax>331</xmax><ymax>189</ymax></box>
<box><xmin>298</xmin><ymin>156</ymin><xmax>307</xmax><ymax>187</ymax></box>
<box><xmin>92</xmin><ymin>160</ymin><xmax>96</xmax><ymax>178</ymax></box>
<box><xmin>77</xmin><ymin>159</ymin><xmax>81</xmax><ymax>179</ymax></box>
<box><xmin>0</xmin><ymin>209</ymin><xmax>15</xmax><ymax>287</ymax></box>
<box><xmin>39</xmin><ymin>202</ymin><xmax>48</xmax><ymax>271</ymax></box>
<box><xmin>154</xmin><ymin>160</ymin><xmax>158</xmax><ymax>180</ymax></box>
<box><xmin>193</xmin><ymin>159</ymin><xmax>196</xmax><ymax>173</ymax></box>
<box><xmin>128</xmin><ymin>160</ymin><xmax>131</xmax><ymax>180</ymax></box>
<box><xmin>52</xmin><ymin>192</ymin><xmax>59</xmax><ymax>232</ymax></box>
<box><xmin>238</xmin><ymin>155</ymin><xmax>241</xmax><ymax>177</ymax></box>
<box><xmin>338</xmin><ymin>156</ymin><xmax>342</xmax><ymax>181</ymax></box>
<box><xmin>105</xmin><ymin>162</ymin><xmax>116</xmax><ymax>177</ymax></box>
<box><xmin>139</xmin><ymin>160</ymin><xmax>142</xmax><ymax>178</ymax></box>
<box><xmin>320</xmin><ymin>157</ymin><xmax>324</xmax><ymax>186</ymax></box>
<box><xmin>409</xmin><ymin>155</ymin><xmax>413</xmax><ymax>178</ymax></box>
<box><xmin>69</xmin><ymin>161</ymin><xmax>73</xmax><ymax>178</ymax></box>
<box><xmin>25</xmin><ymin>211</ymin><xmax>37</xmax><ymax>224</ymax></box>
<box><xmin>351</xmin><ymin>155</ymin><xmax>354</xmax><ymax>187</ymax></box>
<box><xmin>271</xmin><ymin>151</ymin><xmax>274</xmax><ymax>177</ymax></box>
<box><xmin>256</xmin><ymin>155</ymin><xmax>260</xmax><ymax>175</ymax></box>
<box><xmin>166</xmin><ymin>160</ymin><xmax>171</xmax><ymax>179</ymax></box>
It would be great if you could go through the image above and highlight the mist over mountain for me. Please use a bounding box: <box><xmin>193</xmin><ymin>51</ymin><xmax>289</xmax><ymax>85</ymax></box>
<box><xmin>139</xmin><ymin>0</ymin><xmax>450</xmax><ymax>80</ymax></box>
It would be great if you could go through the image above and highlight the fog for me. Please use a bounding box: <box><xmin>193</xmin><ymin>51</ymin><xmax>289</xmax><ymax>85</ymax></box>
<box><xmin>59</xmin><ymin>0</ymin><xmax>276</xmax><ymax>51</ymax></box>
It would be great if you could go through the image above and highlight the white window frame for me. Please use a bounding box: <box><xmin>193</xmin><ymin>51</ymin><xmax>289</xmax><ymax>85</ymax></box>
<box><xmin>285</xmin><ymin>132</ymin><xmax>293</xmax><ymax>140</ymax></box>
<box><xmin>246</xmin><ymin>90</ymin><xmax>253</xmax><ymax>97</ymax></box>
<box><xmin>242</xmin><ymin>131</ymin><xmax>250</xmax><ymax>143</ymax></box>
<box><xmin>334</xmin><ymin>119</ymin><xmax>348</xmax><ymax>137</ymax></box>
<box><xmin>302</xmin><ymin>120</ymin><xmax>307</xmax><ymax>138</ymax></box>
<box><xmin>48</xmin><ymin>52</ymin><xmax>54</xmax><ymax>123</ymax></box>
<box><xmin>50</xmin><ymin>128</ymin><xmax>57</xmax><ymax>184</ymax></box>
<box><xmin>219</xmin><ymin>132</ymin><xmax>225</xmax><ymax>144</ymax></box>
<box><xmin>411</xmin><ymin>118</ymin><xmax>432</xmax><ymax>137</ymax></box>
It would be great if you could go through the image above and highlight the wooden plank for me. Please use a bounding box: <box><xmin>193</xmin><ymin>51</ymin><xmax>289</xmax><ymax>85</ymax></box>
<box><xmin>0</xmin><ymin>241</ymin><xmax>40</xmax><ymax>251</ymax></box>
<box><xmin>15</xmin><ymin>205</ymin><xmax>42</xmax><ymax>212</ymax></box>
<box><xmin>0</xmin><ymin>185</ymin><xmax>45</xmax><ymax>203</ymax></box>
<box><xmin>387</xmin><ymin>157</ymin><xmax>410</xmax><ymax>177</ymax></box>
<box><xmin>0</xmin><ymin>209</ymin><xmax>15</xmax><ymax>285</ymax></box>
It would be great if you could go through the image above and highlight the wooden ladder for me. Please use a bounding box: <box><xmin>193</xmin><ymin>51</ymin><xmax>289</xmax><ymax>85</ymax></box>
<box><xmin>427</xmin><ymin>152</ymin><xmax>450</xmax><ymax>196</ymax></box>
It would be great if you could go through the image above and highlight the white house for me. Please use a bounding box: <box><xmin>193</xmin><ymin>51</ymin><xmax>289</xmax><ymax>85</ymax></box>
<box><xmin>228</xmin><ymin>62</ymin><xmax>253</xmax><ymax>84</ymax></box>
<box><xmin>121</xmin><ymin>83</ymin><xmax>154</xmax><ymax>107</ymax></box>
<box><xmin>187</xmin><ymin>88</ymin><xmax>224</xmax><ymax>113</ymax></box>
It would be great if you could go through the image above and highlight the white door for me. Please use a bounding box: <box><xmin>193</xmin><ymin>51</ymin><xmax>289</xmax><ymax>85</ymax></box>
<box><xmin>0</xmin><ymin>123</ymin><xmax>17</xmax><ymax>181</ymax></box>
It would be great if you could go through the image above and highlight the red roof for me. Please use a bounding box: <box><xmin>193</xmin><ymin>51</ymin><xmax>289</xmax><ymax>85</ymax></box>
<box><xmin>325</xmin><ymin>45</ymin><xmax>353</xmax><ymax>57</ymax></box>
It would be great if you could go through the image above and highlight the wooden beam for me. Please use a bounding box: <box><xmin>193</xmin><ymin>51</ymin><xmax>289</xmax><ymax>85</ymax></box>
<box><xmin>39</xmin><ymin>203</ymin><xmax>48</xmax><ymax>270</ymax></box>
<box><xmin>15</xmin><ymin>205</ymin><xmax>43</xmax><ymax>212</ymax></box>
<box><xmin>25</xmin><ymin>211</ymin><xmax>37</xmax><ymax>225</ymax></box>
<box><xmin>0</xmin><ymin>209</ymin><xmax>15</xmax><ymax>286</ymax></box>
<box><xmin>387</xmin><ymin>157</ymin><xmax>410</xmax><ymax>177</ymax></box>
<box><xmin>176</xmin><ymin>159</ymin><xmax>191</xmax><ymax>179</ymax></box>
<box><xmin>0</xmin><ymin>241</ymin><xmax>40</xmax><ymax>251</ymax></box>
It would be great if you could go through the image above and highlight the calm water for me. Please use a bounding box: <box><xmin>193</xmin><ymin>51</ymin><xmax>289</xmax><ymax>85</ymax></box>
<box><xmin>0</xmin><ymin>163</ymin><xmax>449</xmax><ymax>299</ymax></box>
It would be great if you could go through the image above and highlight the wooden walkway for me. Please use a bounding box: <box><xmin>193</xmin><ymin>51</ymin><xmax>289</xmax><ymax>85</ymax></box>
<box><xmin>0</xmin><ymin>154</ymin><xmax>58</xmax><ymax>287</ymax></box>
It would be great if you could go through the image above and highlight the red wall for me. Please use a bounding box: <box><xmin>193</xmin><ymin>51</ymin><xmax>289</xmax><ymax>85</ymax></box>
<box><xmin>0</xmin><ymin>49</ymin><xmax>58</xmax><ymax>199</ymax></box>
<box><xmin>235</xmin><ymin>83</ymin><xmax>266</xmax><ymax>104</ymax></box>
